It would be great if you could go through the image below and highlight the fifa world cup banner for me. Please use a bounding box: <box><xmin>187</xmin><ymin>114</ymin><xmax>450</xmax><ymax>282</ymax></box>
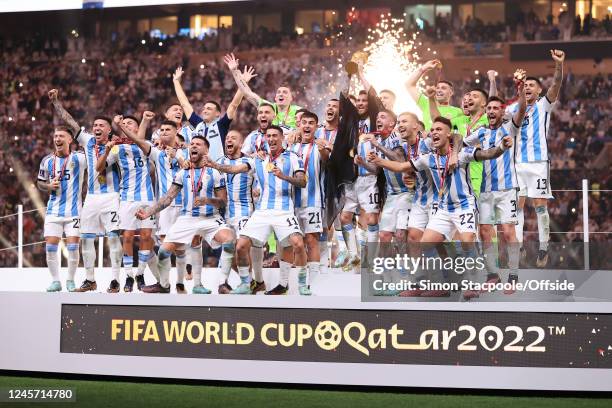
<box><xmin>60</xmin><ymin>304</ymin><xmax>612</xmax><ymax>368</ymax></box>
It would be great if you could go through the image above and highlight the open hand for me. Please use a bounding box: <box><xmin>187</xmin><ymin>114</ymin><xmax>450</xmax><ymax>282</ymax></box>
<box><xmin>223</xmin><ymin>53</ymin><xmax>239</xmax><ymax>71</ymax></box>
<box><xmin>173</xmin><ymin>66</ymin><xmax>184</xmax><ymax>82</ymax></box>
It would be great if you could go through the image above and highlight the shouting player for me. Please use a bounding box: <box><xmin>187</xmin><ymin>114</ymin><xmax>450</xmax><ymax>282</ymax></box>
<box><xmin>37</xmin><ymin>126</ymin><xmax>87</xmax><ymax>292</ymax></box>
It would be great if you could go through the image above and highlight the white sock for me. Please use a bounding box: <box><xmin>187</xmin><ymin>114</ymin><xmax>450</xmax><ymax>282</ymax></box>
<box><xmin>507</xmin><ymin>241</ymin><xmax>520</xmax><ymax>276</ymax></box>
<box><xmin>483</xmin><ymin>243</ymin><xmax>499</xmax><ymax>276</ymax></box>
<box><xmin>122</xmin><ymin>254</ymin><xmax>134</xmax><ymax>278</ymax></box>
<box><xmin>297</xmin><ymin>264</ymin><xmax>308</xmax><ymax>287</ymax></box>
<box><xmin>516</xmin><ymin>207</ymin><xmax>524</xmax><ymax>245</ymax></box>
<box><xmin>341</xmin><ymin>224</ymin><xmax>358</xmax><ymax>257</ymax></box>
<box><xmin>46</xmin><ymin>243</ymin><xmax>60</xmax><ymax>281</ymax></box>
<box><xmin>81</xmin><ymin>236</ymin><xmax>96</xmax><ymax>281</ymax></box>
<box><xmin>307</xmin><ymin>261</ymin><xmax>320</xmax><ymax>285</ymax></box>
<box><xmin>335</xmin><ymin>229</ymin><xmax>346</xmax><ymax>252</ymax></box>
<box><xmin>108</xmin><ymin>234</ymin><xmax>123</xmax><ymax>281</ymax></box>
<box><xmin>219</xmin><ymin>243</ymin><xmax>234</xmax><ymax>282</ymax></box>
<box><xmin>137</xmin><ymin>250</ymin><xmax>150</xmax><ymax>276</ymax></box>
<box><xmin>319</xmin><ymin>238</ymin><xmax>329</xmax><ymax>273</ymax></box>
<box><xmin>279</xmin><ymin>260</ymin><xmax>291</xmax><ymax>287</ymax></box>
<box><xmin>238</xmin><ymin>265</ymin><xmax>251</xmax><ymax>285</ymax></box>
<box><xmin>535</xmin><ymin>206</ymin><xmax>550</xmax><ymax>251</ymax></box>
<box><xmin>66</xmin><ymin>243</ymin><xmax>79</xmax><ymax>281</ymax></box>
<box><xmin>357</xmin><ymin>227</ymin><xmax>366</xmax><ymax>247</ymax></box>
<box><xmin>158</xmin><ymin>248</ymin><xmax>172</xmax><ymax>288</ymax></box>
<box><xmin>189</xmin><ymin>245</ymin><xmax>203</xmax><ymax>286</ymax></box>
<box><xmin>147</xmin><ymin>251</ymin><xmax>160</xmax><ymax>282</ymax></box>
<box><xmin>176</xmin><ymin>252</ymin><xmax>186</xmax><ymax>284</ymax></box>
<box><xmin>250</xmin><ymin>246</ymin><xmax>264</xmax><ymax>283</ymax></box>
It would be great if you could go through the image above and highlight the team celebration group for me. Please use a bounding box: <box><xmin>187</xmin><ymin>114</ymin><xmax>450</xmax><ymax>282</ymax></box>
<box><xmin>37</xmin><ymin>48</ymin><xmax>566</xmax><ymax>299</ymax></box>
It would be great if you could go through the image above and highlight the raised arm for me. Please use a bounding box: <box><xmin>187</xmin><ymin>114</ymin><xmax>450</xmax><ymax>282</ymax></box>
<box><xmin>368</xmin><ymin>136</ymin><xmax>405</xmax><ymax>162</ymax></box>
<box><xmin>546</xmin><ymin>49</ymin><xmax>565</xmax><ymax>103</ymax></box>
<box><xmin>487</xmin><ymin>70</ymin><xmax>498</xmax><ymax>98</ymax></box>
<box><xmin>48</xmin><ymin>89</ymin><xmax>80</xmax><ymax>135</ymax></box>
<box><xmin>137</xmin><ymin>110</ymin><xmax>153</xmax><ymax>140</ymax></box>
<box><xmin>474</xmin><ymin>136</ymin><xmax>512</xmax><ymax>161</ymax></box>
<box><xmin>512</xmin><ymin>80</ymin><xmax>527</xmax><ymax>127</ymax></box>
<box><xmin>224</xmin><ymin>53</ymin><xmax>261</xmax><ymax>107</ymax></box>
<box><xmin>172</xmin><ymin>67</ymin><xmax>194</xmax><ymax>119</ymax></box>
<box><xmin>205</xmin><ymin>157</ymin><xmax>250</xmax><ymax>174</ymax></box>
<box><xmin>113</xmin><ymin>114</ymin><xmax>151</xmax><ymax>154</ymax></box>
<box><xmin>226</xmin><ymin>66</ymin><xmax>256</xmax><ymax>120</ymax></box>
<box><xmin>405</xmin><ymin>59</ymin><xmax>439</xmax><ymax>102</ymax></box>
<box><xmin>95</xmin><ymin>140</ymin><xmax>116</xmax><ymax>173</ymax></box>
<box><xmin>357</xmin><ymin>61</ymin><xmax>371</xmax><ymax>92</ymax></box>
<box><xmin>425</xmin><ymin>86</ymin><xmax>441</xmax><ymax>120</ymax></box>
<box><xmin>136</xmin><ymin>184</ymin><xmax>182</xmax><ymax>219</ymax></box>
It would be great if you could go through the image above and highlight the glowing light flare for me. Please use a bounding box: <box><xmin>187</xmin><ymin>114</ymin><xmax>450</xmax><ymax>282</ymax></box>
<box><xmin>361</xmin><ymin>18</ymin><xmax>423</xmax><ymax>115</ymax></box>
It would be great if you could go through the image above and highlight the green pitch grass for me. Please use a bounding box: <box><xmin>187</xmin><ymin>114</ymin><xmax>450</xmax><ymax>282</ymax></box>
<box><xmin>0</xmin><ymin>375</ymin><xmax>609</xmax><ymax>408</ymax></box>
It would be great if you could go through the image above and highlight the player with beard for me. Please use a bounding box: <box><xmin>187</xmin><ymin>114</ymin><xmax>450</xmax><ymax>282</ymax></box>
<box><xmin>48</xmin><ymin>89</ymin><xmax>123</xmax><ymax>292</ymax></box>
<box><xmin>206</xmin><ymin>126</ymin><xmax>311</xmax><ymax>295</ymax></box>
<box><xmin>369</xmin><ymin>117</ymin><xmax>513</xmax><ymax>300</ymax></box>
<box><xmin>464</xmin><ymin>81</ymin><xmax>527</xmax><ymax>295</ymax></box>
<box><xmin>37</xmin><ymin>126</ymin><xmax>87</xmax><ymax>292</ymax></box>
<box><xmin>136</xmin><ymin>136</ymin><xmax>233</xmax><ymax>294</ymax></box>
<box><xmin>242</xmin><ymin>103</ymin><xmax>276</xmax><ymax>157</ymax></box>
<box><xmin>173</xmin><ymin>64</ymin><xmax>254</xmax><ymax>161</ymax></box>
<box><xmin>95</xmin><ymin>115</ymin><xmax>156</xmax><ymax>293</ymax></box>
<box><xmin>215</xmin><ymin>130</ymin><xmax>264</xmax><ymax>294</ymax></box>
<box><xmin>225</xmin><ymin>53</ymin><xmax>302</xmax><ymax>129</ymax></box>
<box><xmin>111</xmin><ymin>112</ymin><xmax>190</xmax><ymax>293</ymax></box>
<box><xmin>405</xmin><ymin>59</ymin><xmax>463</xmax><ymax>130</ymax></box>
<box><xmin>314</xmin><ymin>98</ymin><xmax>339</xmax><ymax>272</ymax></box>
<box><xmin>291</xmin><ymin>112</ymin><xmax>330</xmax><ymax>283</ymax></box>
<box><xmin>507</xmin><ymin>50</ymin><xmax>565</xmax><ymax>267</ymax></box>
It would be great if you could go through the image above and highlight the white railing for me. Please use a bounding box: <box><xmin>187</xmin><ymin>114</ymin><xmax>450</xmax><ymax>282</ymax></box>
<box><xmin>0</xmin><ymin>179</ymin><xmax>610</xmax><ymax>270</ymax></box>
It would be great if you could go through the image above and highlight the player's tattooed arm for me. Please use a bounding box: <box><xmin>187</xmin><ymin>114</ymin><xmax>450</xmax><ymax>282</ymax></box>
<box><xmin>95</xmin><ymin>140</ymin><xmax>116</xmax><ymax>173</ymax></box>
<box><xmin>227</xmin><ymin>66</ymin><xmax>257</xmax><ymax>120</ymax></box>
<box><xmin>204</xmin><ymin>157</ymin><xmax>249</xmax><ymax>174</ymax></box>
<box><xmin>355</xmin><ymin>154</ymin><xmax>380</xmax><ymax>174</ymax></box>
<box><xmin>195</xmin><ymin>188</ymin><xmax>227</xmax><ymax>208</ymax></box>
<box><xmin>224</xmin><ymin>53</ymin><xmax>261</xmax><ymax>107</ymax></box>
<box><xmin>172</xmin><ymin>66</ymin><xmax>195</xmax><ymax>119</ymax></box>
<box><xmin>474</xmin><ymin>136</ymin><xmax>512</xmax><ymax>161</ymax></box>
<box><xmin>272</xmin><ymin>168</ymin><xmax>306</xmax><ymax>188</ymax></box>
<box><xmin>448</xmin><ymin>132</ymin><xmax>462</xmax><ymax>172</ymax></box>
<box><xmin>368</xmin><ymin>136</ymin><xmax>404</xmax><ymax>162</ymax></box>
<box><xmin>487</xmin><ymin>70</ymin><xmax>498</xmax><ymax>98</ymax></box>
<box><xmin>547</xmin><ymin>49</ymin><xmax>565</xmax><ymax>103</ymax></box>
<box><xmin>48</xmin><ymin>89</ymin><xmax>80</xmax><ymax>135</ymax></box>
<box><xmin>37</xmin><ymin>179</ymin><xmax>59</xmax><ymax>192</ymax></box>
<box><xmin>367</xmin><ymin>151</ymin><xmax>414</xmax><ymax>173</ymax></box>
<box><xmin>136</xmin><ymin>184</ymin><xmax>181</xmax><ymax>219</ymax></box>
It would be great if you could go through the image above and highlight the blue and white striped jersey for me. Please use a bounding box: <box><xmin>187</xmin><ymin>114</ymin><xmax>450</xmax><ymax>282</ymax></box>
<box><xmin>314</xmin><ymin>126</ymin><xmax>337</xmax><ymax>144</ymax></box>
<box><xmin>148</xmin><ymin>143</ymin><xmax>187</xmax><ymax>206</ymax></box>
<box><xmin>217</xmin><ymin>155</ymin><xmax>255</xmax><ymax>218</ymax></box>
<box><xmin>107</xmin><ymin>144</ymin><xmax>155</xmax><ymax>202</ymax></box>
<box><xmin>38</xmin><ymin>152</ymin><xmax>87</xmax><ymax>218</ymax></box>
<box><xmin>464</xmin><ymin>122</ymin><xmax>519</xmax><ymax>192</ymax></box>
<box><xmin>173</xmin><ymin>167</ymin><xmax>225</xmax><ymax>217</ymax></box>
<box><xmin>358</xmin><ymin>118</ymin><xmax>371</xmax><ymax>134</ymax></box>
<box><xmin>412</xmin><ymin>147</ymin><xmax>478</xmax><ymax>212</ymax></box>
<box><xmin>403</xmin><ymin>138</ymin><xmax>437</xmax><ymax>206</ymax></box>
<box><xmin>377</xmin><ymin>133</ymin><xmax>409</xmax><ymax>195</ymax></box>
<box><xmin>76</xmin><ymin>130</ymin><xmax>120</xmax><ymax>195</ymax></box>
<box><xmin>252</xmin><ymin>150</ymin><xmax>304</xmax><ymax>212</ymax></box>
<box><xmin>356</xmin><ymin>138</ymin><xmax>377</xmax><ymax>177</ymax></box>
<box><xmin>291</xmin><ymin>142</ymin><xmax>323</xmax><ymax>208</ymax></box>
<box><xmin>241</xmin><ymin>129</ymin><xmax>269</xmax><ymax>156</ymax></box>
<box><xmin>507</xmin><ymin>96</ymin><xmax>554</xmax><ymax>163</ymax></box>
<box><xmin>152</xmin><ymin>124</ymin><xmax>193</xmax><ymax>145</ymax></box>
<box><xmin>192</xmin><ymin>114</ymin><xmax>231</xmax><ymax>161</ymax></box>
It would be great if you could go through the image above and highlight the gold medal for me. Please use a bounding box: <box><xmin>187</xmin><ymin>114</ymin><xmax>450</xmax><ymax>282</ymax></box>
<box><xmin>265</xmin><ymin>162</ymin><xmax>275</xmax><ymax>172</ymax></box>
<box><xmin>349</xmin><ymin>149</ymin><xmax>355</xmax><ymax>158</ymax></box>
<box><xmin>304</xmin><ymin>174</ymin><xmax>308</xmax><ymax>183</ymax></box>
<box><xmin>98</xmin><ymin>174</ymin><xmax>106</xmax><ymax>184</ymax></box>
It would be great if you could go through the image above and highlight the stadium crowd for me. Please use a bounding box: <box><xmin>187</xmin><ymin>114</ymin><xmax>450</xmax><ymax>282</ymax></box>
<box><xmin>0</xmin><ymin>26</ymin><xmax>610</xmax><ymax>267</ymax></box>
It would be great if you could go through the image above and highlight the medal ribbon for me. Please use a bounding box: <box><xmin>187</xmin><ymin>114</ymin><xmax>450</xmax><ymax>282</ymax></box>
<box><xmin>466</xmin><ymin>111</ymin><xmax>485</xmax><ymax>136</ymax></box>
<box><xmin>434</xmin><ymin>144</ymin><xmax>452</xmax><ymax>198</ymax></box>
<box><xmin>300</xmin><ymin>141</ymin><xmax>315</xmax><ymax>173</ymax></box>
<box><xmin>191</xmin><ymin>167</ymin><xmax>206</xmax><ymax>194</ymax></box>
<box><xmin>52</xmin><ymin>153</ymin><xmax>71</xmax><ymax>181</ymax></box>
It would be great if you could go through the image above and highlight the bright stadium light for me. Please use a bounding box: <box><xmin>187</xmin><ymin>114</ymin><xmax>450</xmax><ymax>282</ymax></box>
<box><xmin>199</xmin><ymin>64</ymin><xmax>205</xmax><ymax>69</ymax></box>
<box><xmin>18</xmin><ymin>82</ymin><xmax>23</xmax><ymax>87</ymax></box>
<box><xmin>31</xmin><ymin>116</ymin><xmax>35</xmax><ymax>121</ymax></box>
<box><xmin>141</xmin><ymin>39</ymin><xmax>146</xmax><ymax>44</ymax></box>
<box><xmin>14</xmin><ymin>136</ymin><xmax>18</xmax><ymax>141</ymax></box>
<box><xmin>81</xmin><ymin>58</ymin><xmax>86</xmax><ymax>63</ymax></box>
<box><xmin>100</xmin><ymin>61</ymin><xmax>105</xmax><ymax>67</ymax></box>
<box><xmin>158</xmin><ymin>41</ymin><xmax>163</xmax><ymax>46</ymax></box>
